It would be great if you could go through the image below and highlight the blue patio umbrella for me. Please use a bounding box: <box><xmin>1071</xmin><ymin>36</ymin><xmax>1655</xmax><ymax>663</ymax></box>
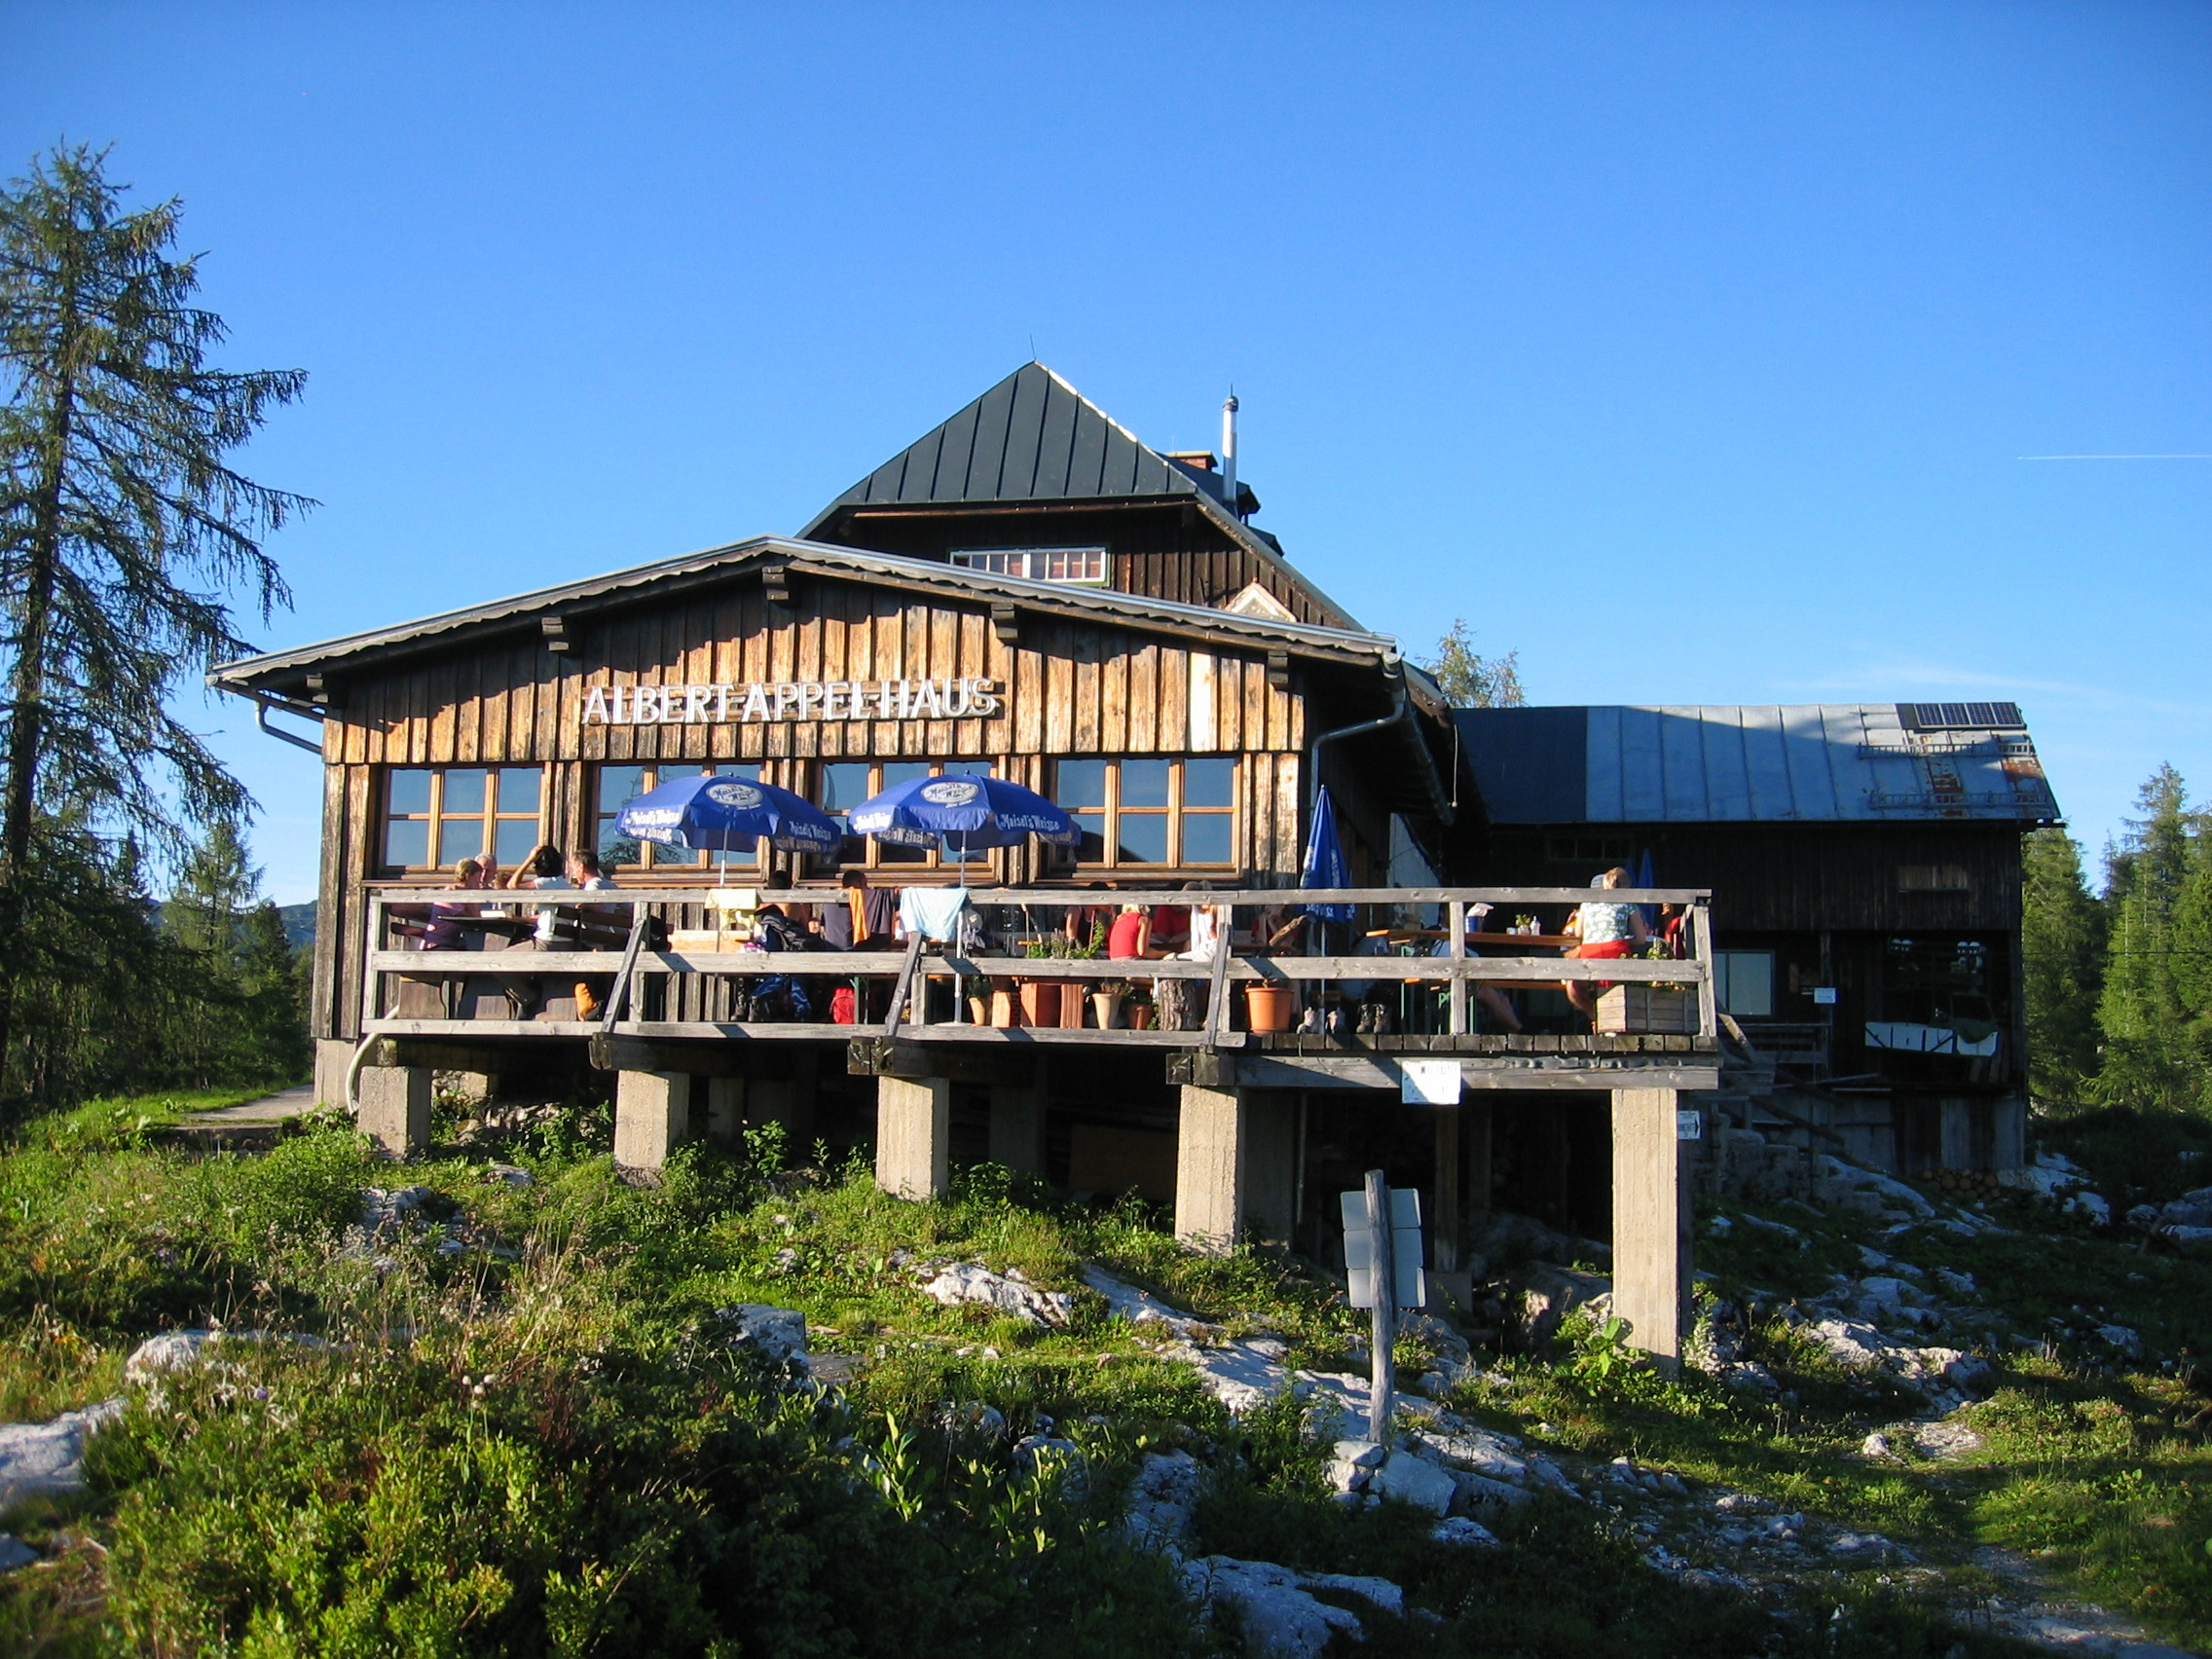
<box><xmin>1301</xmin><ymin>786</ymin><xmax>1356</xmax><ymax>923</ymax></box>
<box><xmin>615</xmin><ymin>772</ymin><xmax>842</xmax><ymax>856</ymax></box>
<box><xmin>1633</xmin><ymin>847</ymin><xmax>1658</xmax><ymax>927</ymax></box>
<box><xmin>848</xmin><ymin>773</ymin><xmax>1081</xmax><ymax>856</ymax></box>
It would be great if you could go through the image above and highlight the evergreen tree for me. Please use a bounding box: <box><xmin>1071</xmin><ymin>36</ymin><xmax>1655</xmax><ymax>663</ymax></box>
<box><xmin>1423</xmin><ymin>618</ymin><xmax>1526</xmax><ymax>708</ymax></box>
<box><xmin>2019</xmin><ymin>828</ymin><xmax>2106</xmax><ymax>1106</ymax></box>
<box><xmin>0</xmin><ymin>144</ymin><xmax>308</xmax><ymax>1098</ymax></box>
<box><xmin>2092</xmin><ymin>765</ymin><xmax>2210</xmax><ymax>1114</ymax></box>
<box><xmin>234</xmin><ymin>900</ymin><xmax>310</xmax><ymax>1085</ymax></box>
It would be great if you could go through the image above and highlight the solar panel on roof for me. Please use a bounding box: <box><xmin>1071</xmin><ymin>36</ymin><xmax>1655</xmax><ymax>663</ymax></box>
<box><xmin>1898</xmin><ymin>701</ymin><xmax>2024</xmax><ymax>732</ymax></box>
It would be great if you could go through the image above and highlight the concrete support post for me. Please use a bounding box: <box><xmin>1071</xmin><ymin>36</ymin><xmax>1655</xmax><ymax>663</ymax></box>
<box><xmin>1433</xmin><ymin>1105</ymin><xmax>1462</xmax><ymax>1274</ymax></box>
<box><xmin>614</xmin><ymin>1070</ymin><xmax>689</xmax><ymax>1176</ymax></box>
<box><xmin>987</xmin><ymin>1084</ymin><xmax>1046</xmax><ymax>1175</ymax></box>
<box><xmin>357</xmin><ymin>1065</ymin><xmax>431</xmax><ymax>1158</ymax></box>
<box><xmin>875</xmin><ymin>1075</ymin><xmax>950</xmax><ymax>1200</ymax></box>
<box><xmin>1174</xmin><ymin>1086</ymin><xmax>1298</xmax><ymax>1252</ymax></box>
<box><xmin>313</xmin><ymin>1038</ymin><xmax>356</xmax><ymax>1111</ymax></box>
<box><xmin>704</xmin><ymin>1078</ymin><xmax>745</xmax><ymax>1148</ymax></box>
<box><xmin>1611</xmin><ymin>1088</ymin><xmax>1689</xmax><ymax>1372</ymax></box>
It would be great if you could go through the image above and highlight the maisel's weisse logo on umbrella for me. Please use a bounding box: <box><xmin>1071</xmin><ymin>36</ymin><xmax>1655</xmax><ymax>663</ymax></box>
<box><xmin>918</xmin><ymin>779</ymin><xmax>982</xmax><ymax>807</ymax></box>
<box><xmin>705</xmin><ymin>781</ymin><xmax>765</xmax><ymax>810</ymax></box>
<box><xmin>580</xmin><ymin>678</ymin><xmax>1001</xmax><ymax>726</ymax></box>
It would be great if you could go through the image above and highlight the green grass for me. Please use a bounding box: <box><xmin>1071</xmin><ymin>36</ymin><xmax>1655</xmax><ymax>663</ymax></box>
<box><xmin>0</xmin><ymin>1089</ymin><xmax>2204</xmax><ymax>1655</ymax></box>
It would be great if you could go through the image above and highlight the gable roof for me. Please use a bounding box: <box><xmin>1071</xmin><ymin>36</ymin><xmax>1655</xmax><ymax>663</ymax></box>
<box><xmin>1455</xmin><ymin>704</ymin><xmax>2060</xmax><ymax>826</ymax></box>
<box><xmin>209</xmin><ymin>535</ymin><xmax>1406</xmax><ymax>705</ymax></box>
<box><xmin>800</xmin><ymin>361</ymin><xmax>1362</xmax><ymax>631</ymax></box>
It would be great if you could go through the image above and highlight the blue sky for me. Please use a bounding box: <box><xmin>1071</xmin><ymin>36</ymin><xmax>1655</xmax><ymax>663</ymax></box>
<box><xmin>8</xmin><ymin>2</ymin><xmax>2208</xmax><ymax>903</ymax></box>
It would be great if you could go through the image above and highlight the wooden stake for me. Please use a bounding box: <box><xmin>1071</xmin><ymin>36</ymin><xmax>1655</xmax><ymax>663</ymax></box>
<box><xmin>1365</xmin><ymin>1167</ymin><xmax>1395</xmax><ymax>1443</ymax></box>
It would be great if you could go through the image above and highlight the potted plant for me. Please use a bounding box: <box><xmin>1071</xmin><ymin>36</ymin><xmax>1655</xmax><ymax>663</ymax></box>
<box><xmin>1092</xmin><ymin>978</ymin><xmax>1131</xmax><ymax>1029</ymax></box>
<box><xmin>1125</xmin><ymin>987</ymin><xmax>1156</xmax><ymax>1030</ymax></box>
<box><xmin>961</xmin><ymin>974</ymin><xmax>988</xmax><ymax>1026</ymax></box>
<box><xmin>1593</xmin><ymin>941</ymin><xmax>1696</xmax><ymax>1034</ymax></box>
<box><xmin>1245</xmin><ymin>978</ymin><xmax>1296</xmax><ymax>1033</ymax></box>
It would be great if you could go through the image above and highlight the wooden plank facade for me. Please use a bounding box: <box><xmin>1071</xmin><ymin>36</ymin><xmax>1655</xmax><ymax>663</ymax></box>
<box><xmin>304</xmin><ymin>561</ymin><xmax>1366</xmax><ymax>1046</ymax></box>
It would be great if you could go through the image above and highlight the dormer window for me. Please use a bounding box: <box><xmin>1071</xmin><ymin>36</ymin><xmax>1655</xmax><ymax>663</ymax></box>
<box><xmin>950</xmin><ymin>546</ymin><xmax>1107</xmax><ymax>585</ymax></box>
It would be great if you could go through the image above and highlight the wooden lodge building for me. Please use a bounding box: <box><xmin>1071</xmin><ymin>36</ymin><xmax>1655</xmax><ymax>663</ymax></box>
<box><xmin>212</xmin><ymin>362</ymin><xmax>2059</xmax><ymax>1362</ymax></box>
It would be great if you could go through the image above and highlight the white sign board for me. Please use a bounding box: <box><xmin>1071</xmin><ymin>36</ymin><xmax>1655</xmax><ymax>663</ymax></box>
<box><xmin>1811</xmin><ymin>986</ymin><xmax>1838</xmax><ymax>1006</ymax></box>
<box><xmin>581</xmin><ymin>677</ymin><xmax>1002</xmax><ymax>727</ymax></box>
<box><xmin>1677</xmin><ymin>1109</ymin><xmax>1705</xmax><ymax>1141</ymax></box>
<box><xmin>1341</xmin><ymin>1188</ymin><xmax>1425</xmax><ymax>1309</ymax></box>
<box><xmin>1400</xmin><ymin>1058</ymin><xmax>1461</xmax><ymax>1105</ymax></box>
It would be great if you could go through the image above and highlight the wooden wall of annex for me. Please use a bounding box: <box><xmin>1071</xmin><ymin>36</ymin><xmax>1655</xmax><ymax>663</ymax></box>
<box><xmin>311</xmin><ymin>576</ymin><xmax>1312</xmax><ymax>1041</ymax></box>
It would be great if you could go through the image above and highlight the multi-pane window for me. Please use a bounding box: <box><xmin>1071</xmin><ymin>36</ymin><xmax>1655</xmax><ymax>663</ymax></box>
<box><xmin>817</xmin><ymin>759</ymin><xmax>995</xmax><ymax>868</ymax></box>
<box><xmin>595</xmin><ymin>763</ymin><xmax>763</xmax><ymax>869</ymax></box>
<box><xmin>1054</xmin><ymin>757</ymin><xmax>1235</xmax><ymax>868</ymax></box>
<box><xmin>1714</xmin><ymin>951</ymin><xmax>1776</xmax><ymax>1019</ymax></box>
<box><xmin>383</xmin><ymin>767</ymin><xmax>545</xmax><ymax>871</ymax></box>
<box><xmin>949</xmin><ymin>546</ymin><xmax>1108</xmax><ymax>585</ymax></box>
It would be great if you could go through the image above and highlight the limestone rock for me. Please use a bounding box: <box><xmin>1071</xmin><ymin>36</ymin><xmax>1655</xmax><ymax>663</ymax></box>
<box><xmin>1181</xmin><ymin>1556</ymin><xmax>1401</xmax><ymax>1659</ymax></box>
<box><xmin>0</xmin><ymin>1400</ymin><xmax>124</xmax><ymax>1510</ymax></box>
<box><xmin>0</xmin><ymin>1533</ymin><xmax>34</xmax><ymax>1570</ymax></box>
<box><xmin>1506</xmin><ymin>1263</ymin><xmax>1613</xmax><ymax>1351</ymax></box>
<box><xmin>1412</xmin><ymin>1428</ymin><xmax>1527</xmax><ymax>1483</ymax></box>
<box><xmin>1078</xmin><ymin>1266</ymin><xmax>1219</xmax><ymax>1337</ymax></box>
<box><xmin>919</xmin><ymin>1263</ymin><xmax>1072</xmax><ymax>1328</ymax></box>
<box><xmin>1124</xmin><ymin>1450</ymin><xmax>1204</xmax><ymax>1554</ymax></box>
<box><xmin>1367</xmin><ymin>1448</ymin><xmax>1458</xmax><ymax>1515</ymax></box>
<box><xmin>717</xmin><ymin>1305</ymin><xmax>810</xmax><ymax>1374</ymax></box>
<box><xmin>1430</xmin><ymin>1516</ymin><xmax>1500</xmax><ymax>1548</ymax></box>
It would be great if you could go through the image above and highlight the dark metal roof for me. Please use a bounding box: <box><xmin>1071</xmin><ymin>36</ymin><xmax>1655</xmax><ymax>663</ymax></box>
<box><xmin>800</xmin><ymin>362</ymin><xmax>1359</xmax><ymax>631</ymax></box>
<box><xmin>803</xmin><ymin>361</ymin><xmax>1231</xmax><ymax>518</ymax></box>
<box><xmin>1456</xmin><ymin>705</ymin><xmax>2060</xmax><ymax>826</ymax></box>
<box><xmin>209</xmin><ymin>535</ymin><xmax>1407</xmax><ymax>700</ymax></box>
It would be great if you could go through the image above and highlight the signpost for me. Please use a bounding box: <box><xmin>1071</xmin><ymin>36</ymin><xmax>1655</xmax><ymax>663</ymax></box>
<box><xmin>1341</xmin><ymin>1170</ymin><xmax>1425</xmax><ymax>1442</ymax></box>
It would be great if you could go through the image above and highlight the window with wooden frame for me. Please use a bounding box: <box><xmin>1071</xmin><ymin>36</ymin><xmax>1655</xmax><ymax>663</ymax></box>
<box><xmin>1053</xmin><ymin>757</ymin><xmax>1236</xmax><ymax>869</ymax></box>
<box><xmin>594</xmin><ymin>762</ymin><xmax>764</xmax><ymax>871</ymax></box>
<box><xmin>815</xmin><ymin>759</ymin><xmax>997</xmax><ymax>870</ymax></box>
<box><xmin>382</xmin><ymin>767</ymin><xmax>546</xmax><ymax>872</ymax></box>
<box><xmin>948</xmin><ymin>546</ymin><xmax>1108</xmax><ymax>585</ymax></box>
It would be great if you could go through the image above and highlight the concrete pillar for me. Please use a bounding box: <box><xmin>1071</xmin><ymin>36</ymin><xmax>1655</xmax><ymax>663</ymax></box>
<box><xmin>1433</xmin><ymin>1105</ymin><xmax>1462</xmax><ymax>1274</ymax></box>
<box><xmin>357</xmin><ymin>1065</ymin><xmax>431</xmax><ymax>1158</ymax></box>
<box><xmin>314</xmin><ymin>1038</ymin><xmax>356</xmax><ymax>1111</ymax></box>
<box><xmin>614</xmin><ymin>1070</ymin><xmax>689</xmax><ymax>1176</ymax></box>
<box><xmin>704</xmin><ymin>1078</ymin><xmax>745</xmax><ymax>1147</ymax></box>
<box><xmin>1174</xmin><ymin>1087</ymin><xmax>1298</xmax><ymax>1252</ymax></box>
<box><xmin>1611</xmin><ymin>1088</ymin><xmax>1689</xmax><ymax>1372</ymax></box>
<box><xmin>987</xmin><ymin>1084</ymin><xmax>1046</xmax><ymax>1175</ymax></box>
<box><xmin>875</xmin><ymin>1075</ymin><xmax>950</xmax><ymax>1200</ymax></box>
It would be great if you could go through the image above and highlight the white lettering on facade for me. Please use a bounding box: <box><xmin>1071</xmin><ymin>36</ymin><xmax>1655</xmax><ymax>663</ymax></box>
<box><xmin>579</xmin><ymin>677</ymin><xmax>1005</xmax><ymax>726</ymax></box>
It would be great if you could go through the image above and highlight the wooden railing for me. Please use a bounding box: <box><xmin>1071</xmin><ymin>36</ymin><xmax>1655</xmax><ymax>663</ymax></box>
<box><xmin>356</xmin><ymin>885</ymin><xmax>1716</xmax><ymax>1050</ymax></box>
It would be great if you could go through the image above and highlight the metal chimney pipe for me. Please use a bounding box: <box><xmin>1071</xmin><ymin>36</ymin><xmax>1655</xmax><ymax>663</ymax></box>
<box><xmin>1220</xmin><ymin>393</ymin><xmax>1239</xmax><ymax>519</ymax></box>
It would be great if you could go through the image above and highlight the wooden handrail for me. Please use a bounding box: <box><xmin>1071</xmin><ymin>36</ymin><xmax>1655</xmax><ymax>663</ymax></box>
<box><xmin>360</xmin><ymin>883</ymin><xmax>1713</xmax><ymax>907</ymax></box>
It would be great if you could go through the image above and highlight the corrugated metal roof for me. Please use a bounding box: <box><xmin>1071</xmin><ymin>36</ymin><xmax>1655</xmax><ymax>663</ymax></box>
<box><xmin>1455</xmin><ymin>705</ymin><xmax>2060</xmax><ymax>825</ymax></box>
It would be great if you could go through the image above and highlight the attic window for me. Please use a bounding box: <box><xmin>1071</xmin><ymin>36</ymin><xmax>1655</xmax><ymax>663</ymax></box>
<box><xmin>951</xmin><ymin>546</ymin><xmax>1107</xmax><ymax>585</ymax></box>
<box><xmin>1897</xmin><ymin>865</ymin><xmax>1973</xmax><ymax>894</ymax></box>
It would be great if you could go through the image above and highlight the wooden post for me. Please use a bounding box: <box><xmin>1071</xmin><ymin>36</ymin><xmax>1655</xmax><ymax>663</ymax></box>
<box><xmin>1691</xmin><ymin>902</ymin><xmax>1717</xmax><ymax>1045</ymax></box>
<box><xmin>1611</xmin><ymin>1088</ymin><xmax>1689</xmax><ymax>1372</ymax></box>
<box><xmin>987</xmin><ymin>1081</ymin><xmax>1047</xmax><ymax>1175</ymax></box>
<box><xmin>1433</xmin><ymin>1105</ymin><xmax>1461</xmax><ymax>1274</ymax></box>
<box><xmin>1364</xmin><ymin>1168</ymin><xmax>1396</xmax><ymax>1444</ymax></box>
<box><xmin>1446</xmin><ymin>900</ymin><xmax>1467</xmax><ymax>1035</ymax></box>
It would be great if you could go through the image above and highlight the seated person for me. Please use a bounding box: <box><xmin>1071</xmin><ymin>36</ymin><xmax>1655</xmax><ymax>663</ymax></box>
<box><xmin>1428</xmin><ymin>907</ymin><xmax>1524</xmax><ymax>1034</ymax></box>
<box><xmin>1561</xmin><ymin>866</ymin><xmax>1649</xmax><ymax>1017</ymax></box>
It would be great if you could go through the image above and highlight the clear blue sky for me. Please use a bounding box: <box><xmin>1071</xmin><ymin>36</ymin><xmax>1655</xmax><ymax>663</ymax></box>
<box><xmin>8</xmin><ymin>3</ymin><xmax>2208</xmax><ymax>904</ymax></box>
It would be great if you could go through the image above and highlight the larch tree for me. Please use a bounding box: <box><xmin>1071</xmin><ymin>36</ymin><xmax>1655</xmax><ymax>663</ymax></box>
<box><xmin>0</xmin><ymin>144</ymin><xmax>308</xmax><ymax>1097</ymax></box>
<box><xmin>1423</xmin><ymin>618</ymin><xmax>1526</xmax><ymax>708</ymax></box>
<box><xmin>2019</xmin><ymin>827</ymin><xmax>2107</xmax><ymax>1107</ymax></box>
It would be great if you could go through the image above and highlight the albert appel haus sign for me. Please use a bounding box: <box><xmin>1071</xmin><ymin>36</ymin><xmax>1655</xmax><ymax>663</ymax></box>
<box><xmin>581</xmin><ymin>677</ymin><xmax>1002</xmax><ymax>727</ymax></box>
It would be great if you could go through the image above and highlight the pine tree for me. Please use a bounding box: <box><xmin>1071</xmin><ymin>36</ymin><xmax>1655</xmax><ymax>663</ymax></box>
<box><xmin>234</xmin><ymin>900</ymin><xmax>309</xmax><ymax>1085</ymax></box>
<box><xmin>0</xmin><ymin>144</ymin><xmax>308</xmax><ymax>1098</ymax></box>
<box><xmin>1423</xmin><ymin>618</ymin><xmax>1526</xmax><ymax>708</ymax></box>
<box><xmin>2019</xmin><ymin>828</ymin><xmax>2106</xmax><ymax>1106</ymax></box>
<box><xmin>2092</xmin><ymin>765</ymin><xmax>2209</xmax><ymax>1114</ymax></box>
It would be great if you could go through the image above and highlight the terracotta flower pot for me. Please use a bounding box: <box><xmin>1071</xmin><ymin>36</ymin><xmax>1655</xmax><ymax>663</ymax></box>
<box><xmin>1245</xmin><ymin>983</ymin><xmax>1296</xmax><ymax>1034</ymax></box>
<box><xmin>968</xmin><ymin>996</ymin><xmax>988</xmax><ymax>1025</ymax></box>
<box><xmin>990</xmin><ymin>987</ymin><xmax>1020</xmax><ymax>1027</ymax></box>
<box><xmin>1128</xmin><ymin>1004</ymin><xmax>1155</xmax><ymax>1030</ymax></box>
<box><xmin>1017</xmin><ymin>980</ymin><xmax>1061</xmax><ymax>1027</ymax></box>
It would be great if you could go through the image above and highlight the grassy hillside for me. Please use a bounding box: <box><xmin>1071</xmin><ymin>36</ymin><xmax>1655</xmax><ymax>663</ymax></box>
<box><xmin>0</xmin><ymin>1094</ymin><xmax>2205</xmax><ymax>1656</ymax></box>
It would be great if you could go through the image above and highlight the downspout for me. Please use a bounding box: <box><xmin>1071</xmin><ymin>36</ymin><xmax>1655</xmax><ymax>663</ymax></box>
<box><xmin>1305</xmin><ymin>652</ymin><xmax>1457</xmax><ymax>875</ymax></box>
<box><xmin>239</xmin><ymin>688</ymin><xmax>326</xmax><ymax>756</ymax></box>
